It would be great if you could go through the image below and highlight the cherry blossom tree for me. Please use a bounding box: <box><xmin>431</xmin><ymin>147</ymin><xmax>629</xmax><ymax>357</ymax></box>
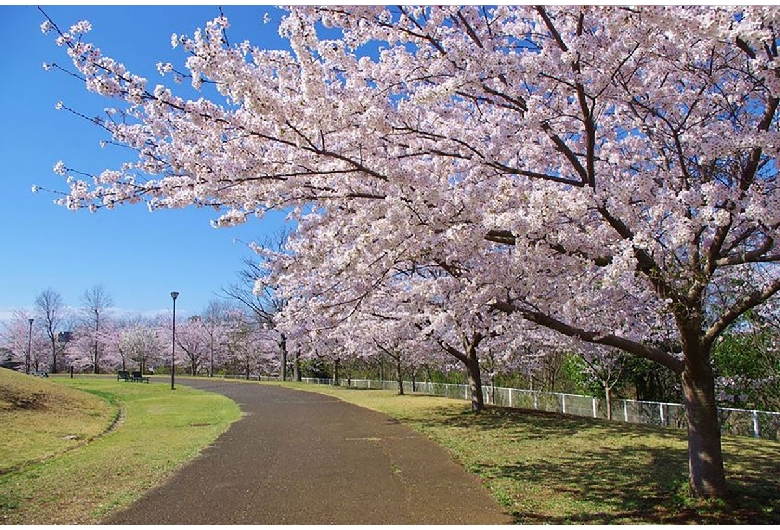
<box><xmin>199</xmin><ymin>300</ymin><xmax>232</xmax><ymax>377</ymax></box>
<box><xmin>79</xmin><ymin>284</ymin><xmax>113</xmax><ymax>373</ymax></box>
<box><xmin>125</xmin><ymin>320</ymin><xmax>166</xmax><ymax>374</ymax></box>
<box><xmin>175</xmin><ymin>316</ymin><xmax>209</xmax><ymax>375</ymax></box>
<box><xmin>35</xmin><ymin>288</ymin><xmax>70</xmax><ymax>373</ymax></box>
<box><xmin>65</xmin><ymin>327</ymin><xmax>99</xmax><ymax>372</ymax></box>
<box><xmin>571</xmin><ymin>343</ymin><xmax>629</xmax><ymax>420</ymax></box>
<box><xmin>1</xmin><ymin>309</ymin><xmax>49</xmax><ymax>373</ymax></box>
<box><xmin>39</xmin><ymin>6</ymin><xmax>780</xmax><ymax>498</ymax></box>
<box><xmin>224</xmin><ymin>229</ymin><xmax>294</xmax><ymax>379</ymax></box>
<box><xmin>96</xmin><ymin>317</ymin><xmax>166</xmax><ymax>374</ymax></box>
<box><xmin>222</xmin><ymin>310</ymin><xmax>278</xmax><ymax>378</ymax></box>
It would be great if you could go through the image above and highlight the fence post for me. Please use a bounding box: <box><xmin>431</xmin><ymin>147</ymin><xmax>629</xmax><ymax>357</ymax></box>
<box><xmin>562</xmin><ymin>394</ymin><xmax>567</xmax><ymax>415</ymax></box>
<box><xmin>623</xmin><ymin>400</ymin><xmax>629</xmax><ymax>423</ymax></box>
<box><xmin>533</xmin><ymin>391</ymin><xmax>538</xmax><ymax>410</ymax></box>
<box><xmin>659</xmin><ymin>403</ymin><xmax>665</xmax><ymax>426</ymax></box>
<box><xmin>592</xmin><ymin>397</ymin><xmax>597</xmax><ymax>418</ymax></box>
<box><xmin>753</xmin><ymin>410</ymin><xmax>760</xmax><ymax>438</ymax></box>
<box><xmin>509</xmin><ymin>388</ymin><xmax>513</xmax><ymax>409</ymax></box>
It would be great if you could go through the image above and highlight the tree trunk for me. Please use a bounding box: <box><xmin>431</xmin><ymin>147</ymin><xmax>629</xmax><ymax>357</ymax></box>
<box><xmin>280</xmin><ymin>333</ymin><xmax>288</xmax><ymax>382</ymax></box>
<box><xmin>333</xmin><ymin>358</ymin><xmax>340</xmax><ymax>386</ymax></box>
<box><xmin>465</xmin><ymin>355</ymin><xmax>485</xmax><ymax>413</ymax></box>
<box><xmin>293</xmin><ymin>349</ymin><xmax>301</xmax><ymax>381</ymax></box>
<box><xmin>605</xmin><ymin>383</ymin><xmax>613</xmax><ymax>420</ymax></box>
<box><xmin>50</xmin><ymin>340</ymin><xmax>58</xmax><ymax>374</ymax></box>
<box><xmin>396</xmin><ymin>355</ymin><xmax>404</xmax><ymax>395</ymax></box>
<box><xmin>209</xmin><ymin>337</ymin><xmax>215</xmax><ymax>377</ymax></box>
<box><xmin>681</xmin><ymin>341</ymin><xmax>727</xmax><ymax>498</ymax></box>
<box><xmin>93</xmin><ymin>341</ymin><xmax>99</xmax><ymax>374</ymax></box>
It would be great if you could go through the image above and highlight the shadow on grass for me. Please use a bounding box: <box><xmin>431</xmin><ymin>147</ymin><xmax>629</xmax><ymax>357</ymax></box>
<box><xmin>416</xmin><ymin>405</ymin><xmax>780</xmax><ymax>524</ymax></box>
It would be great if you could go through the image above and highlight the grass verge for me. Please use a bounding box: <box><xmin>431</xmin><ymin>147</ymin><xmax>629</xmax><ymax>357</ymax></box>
<box><xmin>0</xmin><ymin>373</ymin><xmax>241</xmax><ymax>524</ymax></box>
<box><xmin>274</xmin><ymin>381</ymin><xmax>780</xmax><ymax>524</ymax></box>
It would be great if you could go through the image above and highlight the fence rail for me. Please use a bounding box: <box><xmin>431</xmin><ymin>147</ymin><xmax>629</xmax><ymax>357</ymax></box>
<box><xmin>230</xmin><ymin>374</ymin><xmax>780</xmax><ymax>441</ymax></box>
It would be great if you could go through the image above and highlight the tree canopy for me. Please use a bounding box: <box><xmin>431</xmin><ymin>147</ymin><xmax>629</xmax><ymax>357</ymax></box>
<box><xmin>40</xmin><ymin>5</ymin><xmax>780</xmax><ymax>499</ymax></box>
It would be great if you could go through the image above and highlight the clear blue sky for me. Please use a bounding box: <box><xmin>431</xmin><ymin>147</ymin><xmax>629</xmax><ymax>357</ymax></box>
<box><xmin>0</xmin><ymin>5</ymin><xmax>293</xmax><ymax>321</ymax></box>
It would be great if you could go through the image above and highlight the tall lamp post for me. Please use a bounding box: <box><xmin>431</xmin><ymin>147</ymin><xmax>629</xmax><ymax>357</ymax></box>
<box><xmin>26</xmin><ymin>318</ymin><xmax>34</xmax><ymax>374</ymax></box>
<box><xmin>170</xmin><ymin>291</ymin><xmax>179</xmax><ymax>390</ymax></box>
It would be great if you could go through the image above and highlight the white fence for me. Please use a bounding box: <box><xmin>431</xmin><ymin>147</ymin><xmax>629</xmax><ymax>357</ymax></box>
<box><xmin>233</xmin><ymin>374</ymin><xmax>780</xmax><ymax>441</ymax></box>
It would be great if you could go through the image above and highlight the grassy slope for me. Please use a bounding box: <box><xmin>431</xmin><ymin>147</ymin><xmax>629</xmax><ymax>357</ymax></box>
<box><xmin>0</xmin><ymin>368</ymin><xmax>115</xmax><ymax>473</ymax></box>
<box><xmin>276</xmin><ymin>382</ymin><xmax>780</xmax><ymax>524</ymax></box>
<box><xmin>0</xmin><ymin>373</ymin><xmax>241</xmax><ymax>524</ymax></box>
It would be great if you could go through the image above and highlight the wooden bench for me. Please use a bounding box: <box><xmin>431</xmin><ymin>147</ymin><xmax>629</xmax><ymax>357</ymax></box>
<box><xmin>131</xmin><ymin>370</ymin><xmax>150</xmax><ymax>383</ymax></box>
<box><xmin>117</xmin><ymin>370</ymin><xmax>132</xmax><ymax>381</ymax></box>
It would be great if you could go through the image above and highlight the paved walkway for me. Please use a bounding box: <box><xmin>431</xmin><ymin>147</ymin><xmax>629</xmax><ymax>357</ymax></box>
<box><xmin>106</xmin><ymin>379</ymin><xmax>512</xmax><ymax>524</ymax></box>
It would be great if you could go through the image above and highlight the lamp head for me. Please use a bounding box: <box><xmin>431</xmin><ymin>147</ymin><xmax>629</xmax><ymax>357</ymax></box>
<box><xmin>170</xmin><ymin>291</ymin><xmax>179</xmax><ymax>300</ymax></box>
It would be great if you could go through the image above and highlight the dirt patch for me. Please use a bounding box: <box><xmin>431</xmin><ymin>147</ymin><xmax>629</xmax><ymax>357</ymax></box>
<box><xmin>0</xmin><ymin>387</ymin><xmax>49</xmax><ymax>411</ymax></box>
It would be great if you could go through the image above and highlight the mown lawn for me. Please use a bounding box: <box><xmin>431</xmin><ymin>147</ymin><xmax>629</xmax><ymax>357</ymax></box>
<box><xmin>0</xmin><ymin>372</ymin><xmax>241</xmax><ymax>524</ymax></box>
<box><xmin>2</xmin><ymin>370</ymin><xmax>777</xmax><ymax>524</ymax></box>
<box><xmin>277</xmin><ymin>381</ymin><xmax>780</xmax><ymax>524</ymax></box>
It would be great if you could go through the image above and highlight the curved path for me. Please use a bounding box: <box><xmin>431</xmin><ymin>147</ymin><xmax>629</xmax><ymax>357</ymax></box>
<box><xmin>106</xmin><ymin>379</ymin><xmax>512</xmax><ymax>525</ymax></box>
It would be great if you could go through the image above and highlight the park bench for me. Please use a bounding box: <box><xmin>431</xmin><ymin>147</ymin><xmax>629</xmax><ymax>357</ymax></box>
<box><xmin>117</xmin><ymin>370</ymin><xmax>131</xmax><ymax>381</ymax></box>
<box><xmin>131</xmin><ymin>370</ymin><xmax>150</xmax><ymax>383</ymax></box>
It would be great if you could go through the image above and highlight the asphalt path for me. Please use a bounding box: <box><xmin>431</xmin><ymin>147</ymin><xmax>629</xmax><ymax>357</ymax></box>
<box><xmin>105</xmin><ymin>379</ymin><xmax>512</xmax><ymax>525</ymax></box>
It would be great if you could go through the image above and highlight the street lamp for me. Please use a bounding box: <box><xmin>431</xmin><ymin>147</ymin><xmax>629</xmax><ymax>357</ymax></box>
<box><xmin>170</xmin><ymin>291</ymin><xmax>179</xmax><ymax>390</ymax></box>
<box><xmin>26</xmin><ymin>318</ymin><xmax>33</xmax><ymax>374</ymax></box>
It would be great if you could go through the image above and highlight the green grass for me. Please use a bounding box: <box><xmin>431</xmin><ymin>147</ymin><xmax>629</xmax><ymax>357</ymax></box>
<box><xmin>0</xmin><ymin>368</ymin><xmax>116</xmax><ymax>474</ymax></box>
<box><xmin>0</xmin><ymin>372</ymin><xmax>241</xmax><ymax>524</ymax></box>
<box><xmin>275</xmin><ymin>381</ymin><xmax>780</xmax><ymax>524</ymax></box>
<box><xmin>2</xmin><ymin>371</ymin><xmax>776</xmax><ymax>524</ymax></box>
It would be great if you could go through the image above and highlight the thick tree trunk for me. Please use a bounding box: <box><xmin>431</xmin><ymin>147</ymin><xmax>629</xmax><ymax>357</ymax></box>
<box><xmin>333</xmin><ymin>358</ymin><xmax>340</xmax><ymax>386</ymax></box>
<box><xmin>465</xmin><ymin>355</ymin><xmax>485</xmax><ymax>413</ymax></box>
<box><xmin>396</xmin><ymin>356</ymin><xmax>404</xmax><ymax>395</ymax></box>
<box><xmin>442</xmin><ymin>332</ymin><xmax>486</xmax><ymax>413</ymax></box>
<box><xmin>681</xmin><ymin>341</ymin><xmax>727</xmax><ymax>498</ymax></box>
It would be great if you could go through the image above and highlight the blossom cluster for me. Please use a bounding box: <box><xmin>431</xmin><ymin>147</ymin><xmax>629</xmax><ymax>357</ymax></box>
<box><xmin>40</xmin><ymin>6</ymin><xmax>780</xmax><ymax>394</ymax></box>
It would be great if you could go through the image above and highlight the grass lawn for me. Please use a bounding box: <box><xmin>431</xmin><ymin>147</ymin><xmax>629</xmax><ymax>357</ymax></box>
<box><xmin>0</xmin><ymin>371</ymin><xmax>241</xmax><ymax>524</ymax></box>
<box><xmin>276</xmin><ymin>381</ymin><xmax>780</xmax><ymax>524</ymax></box>
<box><xmin>0</xmin><ymin>369</ymin><xmax>115</xmax><ymax>474</ymax></box>
<box><xmin>2</xmin><ymin>369</ymin><xmax>776</xmax><ymax>524</ymax></box>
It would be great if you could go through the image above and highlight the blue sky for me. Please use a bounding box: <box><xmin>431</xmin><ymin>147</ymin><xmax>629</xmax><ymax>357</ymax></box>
<box><xmin>0</xmin><ymin>5</ymin><xmax>294</xmax><ymax>321</ymax></box>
